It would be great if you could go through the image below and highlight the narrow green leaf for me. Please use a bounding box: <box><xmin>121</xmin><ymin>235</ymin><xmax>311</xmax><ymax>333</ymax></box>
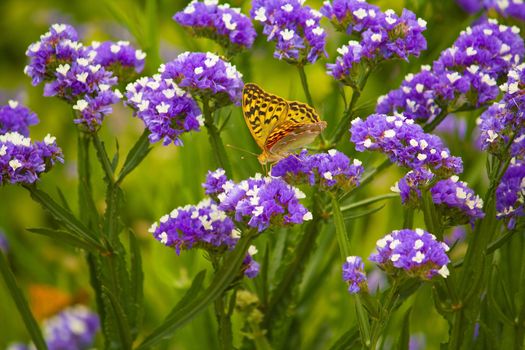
<box><xmin>117</xmin><ymin>130</ymin><xmax>151</xmax><ymax>184</ymax></box>
<box><xmin>27</xmin><ymin>227</ymin><xmax>102</xmax><ymax>253</ymax></box>
<box><xmin>128</xmin><ymin>230</ymin><xmax>144</xmax><ymax>340</ymax></box>
<box><xmin>103</xmin><ymin>184</ymin><xmax>123</xmax><ymax>242</ymax></box>
<box><xmin>328</xmin><ymin>326</ymin><xmax>360</xmax><ymax>350</ymax></box>
<box><xmin>77</xmin><ymin>131</ymin><xmax>100</xmax><ymax>229</ymax></box>
<box><xmin>93</xmin><ymin>133</ymin><xmax>115</xmax><ymax>184</ymax></box>
<box><xmin>339</xmin><ymin>193</ymin><xmax>398</xmax><ymax>212</ymax></box>
<box><xmin>165</xmin><ymin>270</ymin><xmax>207</xmax><ymax>321</ymax></box>
<box><xmin>137</xmin><ymin>231</ymin><xmax>255</xmax><ymax>349</ymax></box>
<box><xmin>396</xmin><ymin>307</ymin><xmax>412</xmax><ymax>350</ymax></box>
<box><xmin>112</xmin><ymin>139</ymin><xmax>120</xmax><ymax>171</ymax></box>
<box><xmin>102</xmin><ymin>286</ymin><xmax>133</xmax><ymax>350</ymax></box>
<box><xmin>0</xmin><ymin>251</ymin><xmax>47</xmax><ymax>350</ymax></box>
<box><xmin>56</xmin><ymin>187</ymin><xmax>71</xmax><ymax>211</ymax></box>
<box><xmin>343</xmin><ymin>204</ymin><xmax>386</xmax><ymax>220</ymax></box>
<box><xmin>355</xmin><ymin>295</ymin><xmax>371</xmax><ymax>348</ymax></box>
<box><xmin>331</xmin><ymin>194</ymin><xmax>351</xmax><ymax>259</ymax></box>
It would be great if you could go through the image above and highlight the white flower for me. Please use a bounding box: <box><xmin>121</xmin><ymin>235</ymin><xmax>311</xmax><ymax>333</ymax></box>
<box><xmin>156</xmin><ymin>102</ymin><xmax>170</xmax><ymax>114</ymax></box>
<box><xmin>73</xmin><ymin>99</ymin><xmax>89</xmax><ymax>112</ymax></box>
<box><xmin>76</xmin><ymin>72</ymin><xmax>89</xmax><ymax>83</ymax></box>
<box><xmin>8</xmin><ymin>100</ymin><xmax>19</xmax><ymax>109</ymax></box>
<box><xmin>312</xmin><ymin>26</ymin><xmax>324</xmax><ymax>36</ymax></box>
<box><xmin>135</xmin><ymin>50</ymin><xmax>146</xmax><ymax>60</ymax></box>
<box><xmin>110</xmin><ymin>44</ymin><xmax>121</xmax><ymax>53</ymax></box>
<box><xmin>159</xmin><ymin>232</ymin><xmax>168</xmax><ymax>244</ymax></box>
<box><xmin>438</xmin><ymin>265</ymin><xmax>450</xmax><ymax>278</ymax></box>
<box><xmin>52</xmin><ymin>23</ymin><xmax>67</xmax><ymax>33</ymax></box>
<box><xmin>254</xmin><ymin>7</ymin><xmax>267</xmax><ymax>22</ymax></box>
<box><xmin>281</xmin><ymin>4</ymin><xmax>293</xmax><ymax>12</ymax></box>
<box><xmin>412</xmin><ymin>251</ymin><xmax>425</xmax><ymax>263</ymax></box>
<box><xmin>194</xmin><ymin>67</ymin><xmax>204</xmax><ymax>75</ymax></box>
<box><xmin>280</xmin><ymin>29</ymin><xmax>295</xmax><ymax>41</ymax></box>
<box><xmin>303</xmin><ymin>212</ymin><xmax>313</xmax><ymax>221</ymax></box>
<box><xmin>353</xmin><ymin>8</ymin><xmax>367</xmax><ymax>19</ymax></box>
<box><xmin>44</xmin><ymin>134</ymin><xmax>56</xmax><ymax>145</ymax></box>
<box><xmin>384</xmin><ymin>129</ymin><xmax>396</xmax><ymax>138</ymax></box>
<box><xmin>222</xmin><ymin>13</ymin><xmax>237</xmax><ymax>31</ymax></box>
<box><xmin>56</xmin><ymin>64</ymin><xmax>70</xmax><ymax>76</ymax></box>
<box><xmin>9</xmin><ymin>159</ymin><xmax>22</xmax><ymax>171</ymax></box>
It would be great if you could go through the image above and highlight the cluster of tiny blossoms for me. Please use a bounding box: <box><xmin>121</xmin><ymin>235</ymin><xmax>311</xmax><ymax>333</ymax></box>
<box><xmin>457</xmin><ymin>0</ymin><xmax>525</xmax><ymax>21</ymax></box>
<box><xmin>324</xmin><ymin>0</ymin><xmax>427</xmax><ymax>85</ymax></box>
<box><xmin>174</xmin><ymin>0</ymin><xmax>256</xmax><ymax>51</ymax></box>
<box><xmin>496</xmin><ymin>158</ymin><xmax>525</xmax><ymax>229</ymax></box>
<box><xmin>88</xmin><ymin>40</ymin><xmax>146</xmax><ymax>82</ymax></box>
<box><xmin>125</xmin><ymin>74</ymin><xmax>203</xmax><ymax>145</ymax></box>
<box><xmin>369</xmin><ymin>228</ymin><xmax>450</xmax><ymax>280</ymax></box>
<box><xmin>377</xmin><ymin>20</ymin><xmax>524</xmax><ymax>122</ymax></box>
<box><xmin>0</xmin><ymin>100</ymin><xmax>39</xmax><ymax>136</ymax></box>
<box><xmin>350</xmin><ymin>113</ymin><xmax>463</xmax><ymax>177</ymax></box>
<box><xmin>250</xmin><ymin>0</ymin><xmax>326</xmax><ymax>65</ymax></box>
<box><xmin>478</xmin><ymin>63</ymin><xmax>525</xmax><ymax>158</ymax></box>
<box><xmin>24</xmin><ymin>24</ymin><xmax>126</xmax><ymax>131</ymax></box>
<box><xmin>342</xmin><ymin>256</ymin><xmax>368</xmax><ymax>294</ymax></box>
<box><xmin>271</xmin><ymin>149</ymin><xmax>364</xmax><ymax>191</ymax></box>
<box><xmin>0</xmin><ymin>132</ymin><xmax>63</xmax><ymax>186</ymax></box>
<box><xmin>8</xmin><ymin>306</ymin><xmax>100</xmax><ymax>350</ymax></box>
<box><xmin>161</xmin><ymin>51</ymin><xmax>244</xmax><ymax>108</ymax></box>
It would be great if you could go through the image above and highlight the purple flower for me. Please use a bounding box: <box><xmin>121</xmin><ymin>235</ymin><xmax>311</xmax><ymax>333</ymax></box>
<box><xmin>125</xmin><ymin>74</ymin><xmax>203</xmax><ymax>145</ymax></box>
<box><xmin>250</xmin><ymin>0</ymin><xmax>327</xmax><ymax>64</ymax></box>
<box><xmin>456</xmin><ymin>0</ymin><xmax>484</xmax><ymax>13</ymax></box>
<box><xmin>350</xmin><ymin>113</ymin><xmax>463</xmax><ymax>177</ymax></box>
<box><xmin>0</xmin><ymin>132</ymin><xmax>63</xmax><ymax>186</ymax></box>
<box><xmin>434</xmin><ymin>114</ymin><xmax>467</xmax><ymax>140</ymax></box>
<box><xmin>457</xmin><ymin>0</ymin><xmax>525</xmax><ymax>20</ymax></box>
<box><xmin>478</xmin><ymin>63</ymin><xmax>525</xmax><ymax>158</ymax></box>
<box><xmin>161</xmin><ymin>52</ymin><xmax>244</xmax><ymax>107</ymax></box>
<box><xmin>369</xmin><ymin>228</ymin><xmax>450</xmax><ymax>280</ymax></box>
<box><xmin>444</xmin><ymin>226</ymin><xmax>467</xmax><ymax>246</ymax></box>
<box><xmin>430</xmin><ymin>176</ymin><xmax>485</xmax><ymax>226</ymax></box>
<box><xmin>271</xmin><ymin>149</ymin><xmax>364</xmax><ymax>190</ymax></box>
<box><xmin>377</xmin><ymin>20</ymin><xmax>524</xmax><ymax>122</ymax></box>
<box><xmin>391</xmin><ymin>168</ymin><xmax>434</xmax><ymax>206</ymax></box>
<box><xmin>0</xmin><ymin>100</ymin><xmax>39</xmax><ymax>136</ymax></box>
<box><xmin>243</xmin><ymin>245</ymin><xmax>260</xmax><ymax>278</ymax></box>
<box><xmin>203</xmin><ymin>168</ymin><xmax>229</xmax><ymax>195</ymax></box>
<box><xmin>342</xmin><ymin>256</ymin><xmax>368</xmax><ymax>294</ymax></box>
<box><xmin>174</xmin><ymin>1</ymin><xmax>257</xmax><ymax>51</ymax></box>
<box><xmin>496</xmin><ymin>158</ymin><xmax>525</xmax><ymax>229</ymax></box>
<box><xmin>149</xmin><ymin>198</ymin><xmax>238</xmax><ymax>255</ymax></box>
<box><xmin>43</xmin><ymin>306</ymin><xmax>100</xmax><ymax>350</ymax></box>
<box><xmin>217</xmin><ymin>174</ymin><xmax>312</xmax><ymax>232</ymax></box>
<box><xmin>88</xmin><ymin>41</ymin><xmax>146</xmax><ymax>81</ymax></box>
<box><xmin>0</xmin><ymin>230</ymin><xmax>8</xmax><ymax>254</ymax></box>
<box><xmin>326</xmin><ymin>4</ymin><xmax>427</xmax><ymax>84</ymax></box>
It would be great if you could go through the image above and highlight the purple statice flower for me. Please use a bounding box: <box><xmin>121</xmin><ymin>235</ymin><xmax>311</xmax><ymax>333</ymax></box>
<box><xmin>88</xmin><ymin>40</ymin><xmax>146</xmax><ymax>81</ymax></box>
<box><xmin>457</xmin><ymin>0</ymin><xmax>525</xmax><ymax>21</ymax></box>
<box><xmin>161</xmin><ymin>52</ymin><xmax>244</xmax><ymax>107</ymax></box>
<box><xmin>350</xmin><ymin>113</ymin><xmax>463</xmax><ymax>177</ymax></box>
<box><xmin>326</xmin><ymin>4</ymin><xmax>427</xmax><ymax>85</ymax></box>
<box><xmin>496</xmin><ymin>158</ymin><xmax>525</xmax><ymax>229</ymax></box>
<box><xmin>24</xmin><ymin>23</ymin><xmax>80</xmax><ymax>86</ymax></box>
<box><xmin>369</xmin><ymin>228</ymin><xmax>450</xmax><ymax>280</ymax></box>
<box><xmin>0</xmin><ymin>230</ymin><xmax>8</xmax><ymax>254</ymax></box>
<box><xmin>243</xmin><ymin>245</ymin><xmax>260</xmax><ymax>278</ymax></box>
<box><xmin>0</xmin><ymin>100</ymin><xmax>39</xmax><ymax>136</ymax></box>
<box><xmin>149</xmin><ymin>198</ymin><xmax>238</xmax><ymax>255</ymax></box>
<box><xmin>456</xmin><ymin>0</ymin><xmax>484</xmax><ymax>12</ymax></box>
<box><xmin>342</xmin><ymin>256</ymin><xmax>368</xmax><ymax>294</ymax></box>
<box><xmin>391</xmin><ymin>168</ymin><xmax>434</xmax><ymax>206</ymax></box>
<box><xmin>174</xmin><ymin>1</ymin><xmax>257</xmax><ymax>51</ymax></box>
<box><xmin>478</xmin><ymin>63</ymin><xmax>525</xmax><ymax>158</ymax></box>
<box><xmin>271</xmin><ymin>149</ymin><xmax>364</xmax><ymax>191</ymax></box>
<box><xmin>431</xmin><ymin>176</ymin><xmax>485</xmax><ymax>226</ymax></box>
<box><xmin>377</xmin><ymin>20</ymin><xmax>524</xmax><ymax>122</ymax></box>
<box><xmin>125</xmin><ymin>74</ymin><xmax>203</xmax><ymax>145</ymax></box>
<box><xmin>217</xmin><ymin>174</ymin><xmax>312</xmax><ymax>232</ymax></box>
<box><xmin>203</xmin><ymin>168</ymin><xmax>229</xmax><ymax>195</ymax></box>
<box><xmin>43</xmin><ymin>306</ymin><xmax>100</xmax><ymax>350</ymax></box>
<box><xmin>250</xmin><ymin>0</ymin><xmax>326</xmax><ymax>65</ymax></box>
<box><xmin>0</xmin><ymin>132</ymin><xmax>63</xmax><ymax>186</ymax></box>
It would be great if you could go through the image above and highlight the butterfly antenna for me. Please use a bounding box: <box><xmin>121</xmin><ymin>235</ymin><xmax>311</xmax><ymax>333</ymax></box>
<box><xmin>226</xmin><ymin>144</ymin><xmax>259</xmax><ymax>158</ymax></box>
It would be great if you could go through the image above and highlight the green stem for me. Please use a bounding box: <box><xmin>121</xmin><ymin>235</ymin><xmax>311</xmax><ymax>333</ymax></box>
<box><xmin>77</xmin><ymin>131</ymin><xmax>99</xmax><ymax>228</ymax></box>
<box><xmin>214</xmin><ymin>294</ymin><xmax>233</xmax><ymax>350</ymax></box>
<box><xmin>297</xmin><ymin>65</ymin><xmax>314</xmax><ymax>107</ymax></box>
<box><xmin>403</xmin><ymin>207</ymin><xmax>414</xmax><ymax>229</ymax></box>
<box><xmin>0</xmin><ymin>250</ymin><xmax>47</xmax><ymax>350</ymax></box>
<box><xmin>331</xmin><ymin>193</ymin><xmax>352</xmax><ymax>259</ymax></box>
<box><xmin>92</xmin><ymin>133</ymin><xmax>115</xmax><ymax>184</ymax></box>
<box><xmin>202</xmin><ymin>98</ymin><xmax>233</xmax><ymax>176</ymax></box>
<box><xmin>369</xmin><ymin>280</ymin><xmax>400</xmax><ymax>349</ymax></box>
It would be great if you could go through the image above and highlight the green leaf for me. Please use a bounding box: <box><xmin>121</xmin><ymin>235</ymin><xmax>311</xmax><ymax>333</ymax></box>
<box><xmin>396</xmin><ymin>307</ymin><xmax>412</xmax><ymax>350</ymax></box>
<box><xmin>102</xmin><ymin>286</ymin><xmax>133</xmax><ymax>350</ymax></box>
<box><xmin>111</xmin><ymin>139</ymin><xmax>120</xmax><ymax>172</ymax></box>
<box><xmin>24</xmin><ymin>186</ymin><xmax>103</xmax><ymax>250</ymax></box>
<box><xmin>355</xmin><ymin>295</ymin><xmax>371</xmax><ymax>348</ymax></box>
<box><xmin>165</xmin><ymin>270</ymin><xmax>207</xmax><ymax>320</ymax></box>
<box><xmin>328</xmin><ymin>326</ymin><xmax>360</xmax><ymax>350</ymax></box>
<box><xmin>137</xmin><ymin>231</ymin><xmax>255</xmax><ymax>349</ymax></box>
<box><xmin>339</xmin><ymin>193</ymin><xmax>398</xmax><ymax>212</ymax></box>
<box><xmin>56</xmin><ymin>187</ymin><xmax>71</xmax><ymax>211</ymax></box>
<box><xmin>77</xmin><ymin>131</ymin><xmax>100</xmax><ymax>229</ymax></box>
<box><xmin>27</xmin><ymin>227</ymin><xmax>103</xmax><ymax>253</ymax></box>
<box><xmin>343</xmin><ymin>204</ymin><xmax>386</xmax><ymax>221</ymax></box>
<box><xmin>0</xmin><ymin>251</ymin><xmax>47</xmax><ymax>350</ymax></box>
<box><xmin>93</xmin><ymin>133</ymin><xmax>115</xmax><ymax>184</ymax></box>
<box><xmin>128</xmin><ymin>230</ymin><xmax>144</xmax><ymax>340</ymax></box>
<box><xmin>331</xmin><ymin>193</ymin><xmax>351</xmax><ymax>259</ymax></box>
<box><xmin>117</xmin><ymin>130</ymin><xmax>151</xmax><ymax>184</ymax></box>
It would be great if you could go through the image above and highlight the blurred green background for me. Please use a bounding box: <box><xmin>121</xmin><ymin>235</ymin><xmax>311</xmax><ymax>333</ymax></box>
<box><xmin>0</xmin><ymin>0</ymin><xmax>518</xmax><ymax>348</ymax></box>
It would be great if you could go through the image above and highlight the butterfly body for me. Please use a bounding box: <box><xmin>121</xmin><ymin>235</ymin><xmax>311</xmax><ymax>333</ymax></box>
<box><xmin>242</xmin><ymin>83</ymin><xmax>327</xmax><ymax>164</ymax></box>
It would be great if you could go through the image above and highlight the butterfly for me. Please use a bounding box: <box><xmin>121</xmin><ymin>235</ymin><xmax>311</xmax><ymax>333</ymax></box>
<box><xmin>242</xmin><ymin>83</ymin><xmax>327</xmax><ymax>164</ymax></box>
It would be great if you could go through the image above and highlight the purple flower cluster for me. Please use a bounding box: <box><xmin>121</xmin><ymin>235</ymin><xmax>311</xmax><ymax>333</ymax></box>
<box><xmin>174</xmin><ymin>1</ymin><xmax>256</xmax><ymax>51</ymax></box>
<box><xmin>149</xmin><ymin>198</ymin><xmax>238</xmax><ymax>255</ymax></box>
<box><xmin>250</xmin><ymin>0</ymin><xmax>326</xmax><ymax>64</ymax></box>
<box><xmin>350</xmin><ymin>113</ymin><xmax>463</xmax><ymax>177</ymax></box>
<box><xmin>217</xmin><ymin>174</ymin><xmax>312</xmax><ymax>232</ymax></box>
<box><xmin>43</xmin><ymin>306</ymin><xmax>100</xmax><ymax>350</ymax></box>
<box><xmin>377</xmin><ymin>20</ymin><xmax>524</xmax><ymax>122</ymax></box>
<box><xmin>478</xmin><ymin>63</ymin><xmax>525</xmax><ymax>158</ymax></box>
<box><xmin>342</xmin><ymin>256</ymin><xmax>368</xmax><ymax>294</ymax></box>
<box><xmin>496</xmin><ymin>158</ymin><xmax>525</xmax><ymax>229</ymax></box>
<box><xmin>271</xmin><ymin>149</ymin><xmax>364</xmax><ymax>191</ymax></box>
<box><xmin>0</xmin><ymin>132</ymin><xmax>63</xmax><ymax>186</ymax></box>
<box><xmin>431</xmin><ymin>176</ymin><xmax>485</xmax><ymax>225</ymax></box>
<box><xmin>125</xmin><ymin>74</ymin><xmax>203</xmax><ymax>145</ymax></box>
<box><xmin>161</xmin><ymin>52</ymin><xmax>244</xmax><ymax>107</ymax></box>
<box><xmin>369</xmin><ymin>228</ymin><xmax>450</xmax><ymax>280</ymax></box>
<box><xmin>88</xmin><ymin>40</ymin><xmax>146</xmax><ymax>81</ymax></box>
<box><xmin>0</xmin><ymin>100</ymin><xmax>39</xmax><ymax>136</ymax></box>
<box><xmin>324</xmin><ymin>1</ymin><xmax>427</xmax><ymax>84</ymax></box>
<box><xmin>391</xmin><ymin>168</ymin><xmax>434</xmax><ymax>206</ymax></box>
<box><xmin>457</xmin><ymin>0</ymin><xmax>525</xmax><ymax>21</ymax></box>
<box><xmin>24</xmin><ymin>24</ymin><xmax>123</xmax><ymax>131</ymax></box>
<box><xmin>203</xmin><ymin>168</ymin><xmax>229</xmax><ymax>195</ymax></box>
